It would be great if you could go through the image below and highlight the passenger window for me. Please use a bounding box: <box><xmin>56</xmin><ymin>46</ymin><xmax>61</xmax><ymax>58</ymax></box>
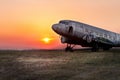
<box><xmin>59</xmin><ymin>21</ymin><xmax>68</xmax><ymax>25</ymax></box>
<box><xmin>85</xmin><ymin>28</ymin><xmax>88</xmax><ymax>32</ymax></box>
<box><xmin>104</xmin><ymin>34</ymin><xmax>107</xmax><ymax>37</ymax></box>
<box><xmin>99</xmin><ymin>34</ymin><xmax>102</xmax><ymax>37</ymax></box>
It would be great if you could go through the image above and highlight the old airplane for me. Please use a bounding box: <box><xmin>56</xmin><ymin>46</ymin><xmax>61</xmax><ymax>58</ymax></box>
<box><xmin>52</xmin><ymin>20</ymin><xmax>120</xmax><ymax>52</ymax></box>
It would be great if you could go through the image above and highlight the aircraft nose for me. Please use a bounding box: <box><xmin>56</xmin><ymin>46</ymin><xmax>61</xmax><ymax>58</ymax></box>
<box><xmin>52</xmin><ymin>24</ymin><xmax>58</xmax><ymax>32</ymax></box>
<box><xmin>52</xmin><ymin>23</ymin><xmax>66</xmax><ymax>35</ymax></box>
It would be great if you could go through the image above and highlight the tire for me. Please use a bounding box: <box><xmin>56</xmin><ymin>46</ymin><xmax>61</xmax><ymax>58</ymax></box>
<box><xmin>103</xmin><ymin>46</ymin><xmax>110</xmax><ymax>51</ymax></box>
<box><xmin>91</xmin><ymin>43</ymin><xmax>99</xmax><ymax>52</ymax></box>
<box><xmin>65</xmin><ymin>47</ymin><xmax>73</xmax><ymax>52</ymax></box>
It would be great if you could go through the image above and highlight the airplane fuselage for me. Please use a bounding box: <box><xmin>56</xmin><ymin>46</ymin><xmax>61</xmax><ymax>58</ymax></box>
<box><xmin>52</xmin><ymin>20</ymin><xmax>120</xmax><ymax>51</ymax></box>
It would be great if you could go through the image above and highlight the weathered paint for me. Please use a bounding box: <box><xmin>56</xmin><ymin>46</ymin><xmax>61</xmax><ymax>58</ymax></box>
<box><xmin>52</xmin><ymin>20</ymin><xmax>120</xmax><ymax>47</ymax></box>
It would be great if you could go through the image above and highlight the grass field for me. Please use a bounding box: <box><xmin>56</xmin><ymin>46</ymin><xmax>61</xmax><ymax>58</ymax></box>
<box><xmin>0</xmin><ymin>48</ymin><xmax>120</xmax><ymax>80</ymax></box>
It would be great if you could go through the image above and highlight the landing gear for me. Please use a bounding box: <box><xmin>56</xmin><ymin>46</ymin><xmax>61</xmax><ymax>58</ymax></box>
<box><xmin>65</xmin><ymin>44</ymin><xmax>75</xmax><ymax>52</ymax></box>
<box><xmin>91</xmin><ymin>42</ymin><xmax>112</xmax><ymax>52</ymax></box>
<box><xmin>91</xmin><ymin>43</ymin><xmax>99</xmax><ymax>52</ymax></box>
<box><xmin>102</xmin><ymin>46</ymin><xmax>111</xmax><ymax>51</ymax></box>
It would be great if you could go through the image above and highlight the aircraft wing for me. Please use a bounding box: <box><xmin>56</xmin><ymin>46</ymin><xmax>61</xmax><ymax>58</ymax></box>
<box><xmin>94</xmin><ymin>37</ymin><xmax>114</xmax><ymax>46</ymax></box>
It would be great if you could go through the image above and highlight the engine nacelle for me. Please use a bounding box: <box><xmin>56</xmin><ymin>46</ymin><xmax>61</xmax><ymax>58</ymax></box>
<box><xmin>61</xmin><ymin>36</ymin><xmax>69</xmax><ymax>43</ymax></box>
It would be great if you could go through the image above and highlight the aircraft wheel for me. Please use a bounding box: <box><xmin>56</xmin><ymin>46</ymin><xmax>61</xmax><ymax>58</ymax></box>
<box><xmin>91</xmin><ymin>43</ymin><xmax>99</xmax><ymax>52</ymax></box>
<box><xmin>103</xmin><ymin>46</ymin><xmax>111</xmax><ymax>51</ymax></box>
<box><xmin>65</xmin><ymin>47</ymin><xmax>73</xmax><ymax>52</ymax></box>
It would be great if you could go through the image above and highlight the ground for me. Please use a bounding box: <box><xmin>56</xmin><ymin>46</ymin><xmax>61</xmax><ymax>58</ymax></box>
<box><xmin>0</xmin><ymin>48</ymin><xmax>120</xmax><ymax>80</ymax></box>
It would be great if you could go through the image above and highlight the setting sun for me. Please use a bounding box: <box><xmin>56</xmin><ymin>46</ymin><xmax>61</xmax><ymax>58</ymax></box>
<box><xmin>42</xmin><ymin>37</ymin><xmax>52</xmax><ymax>44</ymax></box>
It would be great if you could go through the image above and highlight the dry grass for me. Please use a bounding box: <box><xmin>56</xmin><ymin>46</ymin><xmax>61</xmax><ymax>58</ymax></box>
<box><xmin>0</xmin><ymin>49</ymin><xmax>120</xmax><ymax>80</ymax></box>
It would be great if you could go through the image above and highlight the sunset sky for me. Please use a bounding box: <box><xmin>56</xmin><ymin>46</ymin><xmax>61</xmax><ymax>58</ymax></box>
<box><xmin>0</xmin><ymin>0</ymin><xmax>120</xmax><ymax>50</ymax></box>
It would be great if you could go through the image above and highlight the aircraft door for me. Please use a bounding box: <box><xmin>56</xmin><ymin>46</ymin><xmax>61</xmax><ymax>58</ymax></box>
<box><xmin>68</xmin><ymin>26</ymin><xmax>73</xmax><ymax>34</ymax></box>
<box><xmin>68</xmin><ymin>23</ymin><xmax>75</xmax><ymax>35</ymax></box>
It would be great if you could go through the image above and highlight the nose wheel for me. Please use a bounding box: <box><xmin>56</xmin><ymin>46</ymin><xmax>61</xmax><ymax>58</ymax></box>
<box><xmin>65</xmin><ymin>44</ymin><xmax>75</xmax><ymax>52</ymax></box>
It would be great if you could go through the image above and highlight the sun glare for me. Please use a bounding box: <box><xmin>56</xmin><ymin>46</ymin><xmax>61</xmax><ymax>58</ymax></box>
<box><xmin>42</xmin><ymin>37</ymin><xmax>52</xmax><ymax>44</ymax></box>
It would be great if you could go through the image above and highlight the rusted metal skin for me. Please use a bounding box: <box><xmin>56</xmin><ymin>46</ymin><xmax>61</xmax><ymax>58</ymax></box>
<box><xmin>52</xmin><ymin>20</ymin><xmax>120</xmax><ymax>47</ymax></box>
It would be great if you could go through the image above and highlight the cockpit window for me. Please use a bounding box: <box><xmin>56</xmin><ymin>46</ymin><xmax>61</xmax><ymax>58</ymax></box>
<box><xmin>59</xmin><ymin>21</ymin><xmax>69</xmax><ymax>25</ymax></box>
